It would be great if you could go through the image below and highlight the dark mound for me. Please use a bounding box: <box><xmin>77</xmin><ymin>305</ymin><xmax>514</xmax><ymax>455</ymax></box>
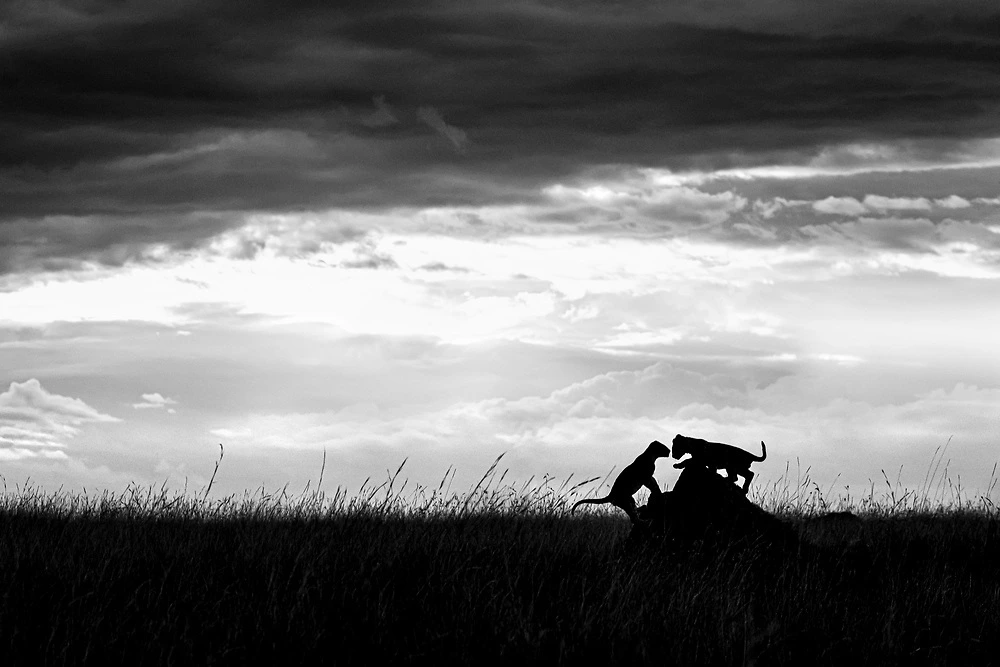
<box><xmin>632</xmin><ymin>463</ymin><xmax>799</xmax><ymax>552</ymax></box>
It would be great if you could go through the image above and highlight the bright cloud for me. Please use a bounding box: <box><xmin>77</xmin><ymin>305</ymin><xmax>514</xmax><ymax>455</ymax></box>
<box><xmin>657</xmin><ymin>137</ymin><xmax>1000</xmax><ymax>186</ymax></box>
<box><xmin>812</xmin><ymin>195</ymin><xmax>936</xmax><ymax>216</ymax></box>
<box><xmin>0</xmin><ymin>379</ymin><xmax>119</xmax><ymax>461</ymax></box>
<box><xmin>132</xmin><ymin>393</ymin><xmax>178</xmax><ymax>411</ymax></box>
<box><xmin>813</xmin><ymin>197</ymin><xmax>868</xmax><ymax>216</ymax></box>
<box><xmin>934</xmin><ymin>195</ymin><xmax>972</xmax><ymax>209</ymax></box>
<box><xmin>544</xmin><ymin>173</ymin><xmax>748</xmax><ymax>227</ymax></box>
<box><xmin>862</xmin><ymin>195</ymin><xmax>933</xmax><ymax>212</ymax></box>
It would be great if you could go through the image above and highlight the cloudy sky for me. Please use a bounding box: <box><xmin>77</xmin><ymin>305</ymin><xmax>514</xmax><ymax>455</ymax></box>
<box><xmin>2</xmin><ymin>0</ymin><xmax>1000</xmax><ymax>502</ymax></box>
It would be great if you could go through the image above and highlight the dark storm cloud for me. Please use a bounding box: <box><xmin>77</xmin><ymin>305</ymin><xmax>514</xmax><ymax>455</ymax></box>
<box><xmin>0</xmin><ymin>211</ymin><xmax>236</xmax><ymax>274</ymax></box>
<box><xmin>6</xmin><ymin>0</ymin><xmax>1000</xmax><ymax>271</ymax></box>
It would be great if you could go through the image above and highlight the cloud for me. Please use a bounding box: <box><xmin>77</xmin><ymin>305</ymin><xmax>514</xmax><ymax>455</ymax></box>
<box><xmin>543</xmin><ymin>171</ymin><xmax>748</xmax><ymax>228</ymax></box>
<box><xmin>360</xmin><ymin>95</ymin><xmax>399</xmax><ymax>128</ymax></box>
<box><xmin>0</xmin><ymin>211</ymin><xmax>235</xmax><ymax>275</ymax></box>
<box><xmin>751</xmin><ymin>197</ymin><xmax>809</xmax><ymax>219</ymax></box>
<box><xmin>0</xmin><ymin>378</ymin><xmax>119</xmax><ymax>460</ymax></box>
<box><xmin>862</xmin><ymin>195</ymin><xmax>932</xmax><ymax>212</ymax></box>
<box><xmin>339</xmin><ymin>237</ymin><xmax>400</xmax><ymax>269</ymax></box>
<box><xmin>417</xmin><ymin>261</ymin><xmax>469</xmax><ymax>273</ymax></box>
<box><xmin>732</xmin><ymin>222</ymin><xmax>778</xmax><ymax>241</ymax></box>
<box><xmin>813</xmin><ymin>197</ymin><xmax>868</xmax><ymax>216</ymax></box>
<box><xmin>807</xmin><ymin>192</ymin><xmax>983</xmax><ymax>221</ymax></box>
<box><xmin>800</xmin><ymin>217</ymin><xmax>937</xmax><ymax>249</ymax></box>
<box><xmin>935</xmin><ymin>195</ymin><xmax>972</xmax><ymax>209</ymax></box>
<box><xmin>5</xmin><ymin>0</ymin><xmax>1000</xmax><ymax>238</ymax></box>
<box><xmin>132</xmin><ymin>393</ymin><xmax>178</xmax><ymax>410</ymax></box>
<box><xmin>416</xmin><ymin>106</ymin><xmax>469</xmax><ymax>152</ymax></box>
<box><xmin>797</xmin><ymin>216</ymin><xmax>1000</xmax><ymax>259</ymax></box>
<box><xmin>4</xmin><ymin>0</ymin><xmax>1000</xmax><ymax>321</ymax></box>
<box><xmin>210</xmin><ymin>427</ymin><xmax>252</xmax><ymax>439</ymax></box>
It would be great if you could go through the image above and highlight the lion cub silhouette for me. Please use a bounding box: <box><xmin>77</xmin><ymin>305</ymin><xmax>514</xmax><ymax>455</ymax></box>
<box><xmin>571</xmin><ymin>440</ymin><xmax>671</xmax><ymax>524</ymax></box>
<box><xmin>672</xmin><ymin>434</ymin><xmax>766</xmax><ymax>493</ymax></box>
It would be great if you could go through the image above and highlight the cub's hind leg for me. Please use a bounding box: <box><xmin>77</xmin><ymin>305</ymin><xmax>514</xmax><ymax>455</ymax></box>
<box><xmin>615</xmin><ymin>495</ymin><xmax>641</xmax><ymax>525</ymax></box>
<box><xmin>740</xmin><ymin>469</ymin><xmax>754</xmax><ymax>493</ymax></box>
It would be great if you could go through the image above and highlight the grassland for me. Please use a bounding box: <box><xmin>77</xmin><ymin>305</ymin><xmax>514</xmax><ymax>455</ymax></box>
<box><xmin>0</xmin><ymin>455</ymin><xmax>998</xmax><ymax>666</ymax></box>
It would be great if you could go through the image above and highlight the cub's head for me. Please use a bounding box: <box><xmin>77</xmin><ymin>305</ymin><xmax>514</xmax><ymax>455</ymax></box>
<box><xmin>671</xmin><ymin>434</ymin><xmax>693</xmax><ymax>459</ymax></box>
<box><xmin>647</xmin><ymin>440</ymin><xmax>671</xmax><ymax>459</ymax></box>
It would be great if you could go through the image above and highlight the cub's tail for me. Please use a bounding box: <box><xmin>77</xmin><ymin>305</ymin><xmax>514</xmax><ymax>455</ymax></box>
<box><xmin>571</xmin><ymin>496</ymin><xmax>611</xmax><ymax>513</ymax></box>
<box><xmin>755</xmin><ymin>440</ymin><xmax>767</xmax><ymax>462</ymax></box>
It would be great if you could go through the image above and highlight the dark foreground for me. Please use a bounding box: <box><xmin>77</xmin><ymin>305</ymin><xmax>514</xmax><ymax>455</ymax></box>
<box><xmin>1</xmin><ymin>494</ymin><xmax>998</xmax><ymax>666</ymax></box>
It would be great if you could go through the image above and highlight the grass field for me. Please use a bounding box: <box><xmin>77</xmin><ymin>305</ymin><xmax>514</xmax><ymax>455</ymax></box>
<box><xmin>0</xmin><ymin>454</ymin><xmax>998</xmax><ymax>666</ymax></box>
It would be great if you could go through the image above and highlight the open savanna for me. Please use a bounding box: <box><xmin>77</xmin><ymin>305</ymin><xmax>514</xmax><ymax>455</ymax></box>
<box><xmin>1</xmin><ymin>456</ymin><xmax>998</xmax><ymax>666</ymax></box>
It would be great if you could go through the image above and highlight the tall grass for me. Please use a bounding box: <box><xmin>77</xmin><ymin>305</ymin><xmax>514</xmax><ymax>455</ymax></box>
<box><xmin>0</xmin><ymin>450</ymin><xmax>998</xmax><ymax>665</ymax></box>
<box><xmin>754</xmin><ymin>442</ymin><xmax>1000</xmax><ymax>517</ymax></box>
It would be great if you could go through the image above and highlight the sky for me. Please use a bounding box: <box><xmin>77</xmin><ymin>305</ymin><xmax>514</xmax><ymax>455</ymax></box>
<box><xmin>2</xmin><ymin>0</ymin><xmax>1000</xmax><ymax>503</ymax></box>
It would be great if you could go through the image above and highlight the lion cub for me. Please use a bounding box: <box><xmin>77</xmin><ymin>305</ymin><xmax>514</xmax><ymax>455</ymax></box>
<box><xmin>671</xmin><ymin>434</ymin><xmax>767</xmax><ymax>493</ymax></box>
<box><xmin>571</xmin><ymin>440</ymin><xmax>671</xmax><ymax>525</ymax></box>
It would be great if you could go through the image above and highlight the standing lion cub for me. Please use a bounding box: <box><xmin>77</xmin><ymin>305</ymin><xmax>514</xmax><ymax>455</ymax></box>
<box><xmin>671</xmin><ymin>434</ymin><xmax>767</xmax><ymax>493</ymax></box>
<box><xmin>571</xmin><ymin>440</ymin><xmax>671</xmax><ymax>524</ymax></box>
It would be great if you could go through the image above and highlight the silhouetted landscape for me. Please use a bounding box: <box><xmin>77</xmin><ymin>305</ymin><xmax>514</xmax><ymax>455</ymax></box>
<box><xmin>1</xmin><ymin>452</ymin><xmax>997</xmax><ymax>665</ymax></box>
